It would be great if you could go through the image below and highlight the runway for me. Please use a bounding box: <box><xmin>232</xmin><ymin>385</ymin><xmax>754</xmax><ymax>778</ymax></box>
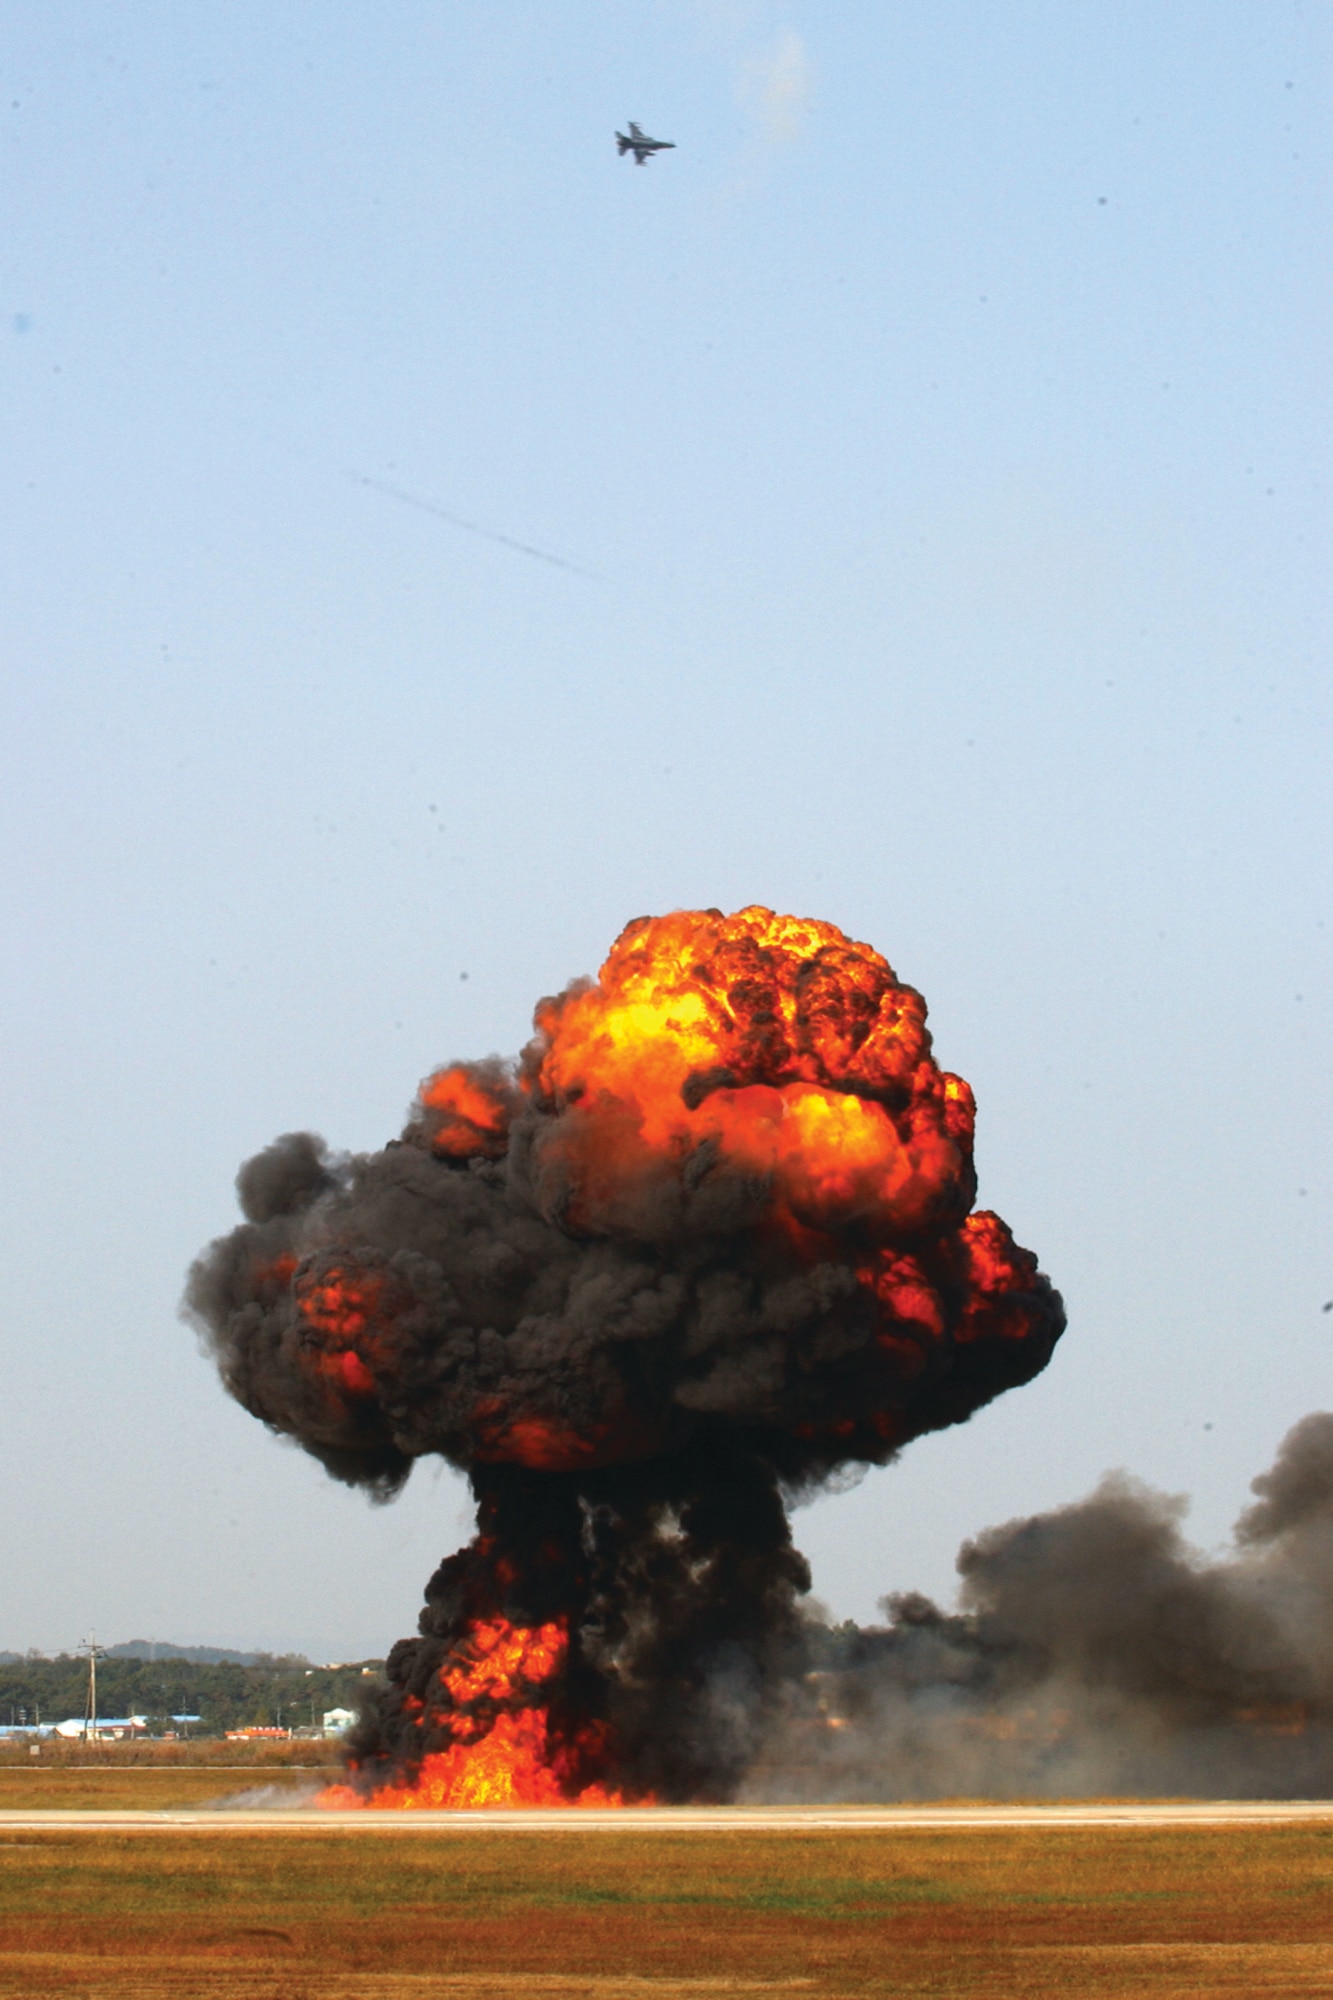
<box><xmin>3</xmin><ymin>1801</ymin><xmax>1331</xmax><ymax>1832</ymax></box>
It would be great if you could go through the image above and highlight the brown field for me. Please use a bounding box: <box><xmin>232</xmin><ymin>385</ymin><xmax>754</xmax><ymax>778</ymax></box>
<box><xmin>0</xmin><ymin>1758</ymin><xmax>328</xmax><ymax>1812</ymax></box>
<box><xmin>1</xmin><ymin>1822</ymin><xmax>1330</xmax><ymax>1998</ymax></box>
<box><xmin>0</xmin><ymin>1738</ymin><xmax>337</xmax><ymax>1772</ymax></box>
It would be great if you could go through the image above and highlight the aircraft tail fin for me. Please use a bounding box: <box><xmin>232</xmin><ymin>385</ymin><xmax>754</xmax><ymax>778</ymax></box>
<box><xmin>616</xmin><ymin>131</ymin><xmax>632</xmax><ymax>154</ymax></box>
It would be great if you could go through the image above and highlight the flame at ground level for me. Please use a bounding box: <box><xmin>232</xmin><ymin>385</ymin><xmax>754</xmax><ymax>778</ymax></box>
<box><xmin>316</xmin><ymin>1616</ymin><xmax>649</xmax><ymax>1809</ymax></box>
<box><xmin>317</xmin><ymin>1714</ymin><xmax>635</xmax><ymax>1809</ymax></box>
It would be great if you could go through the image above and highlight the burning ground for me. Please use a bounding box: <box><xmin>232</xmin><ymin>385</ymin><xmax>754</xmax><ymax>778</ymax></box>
<box><xmin>186</xmin><ymin>906</ymin><xmax>1064</xmax><ymax>1805</ymax></box>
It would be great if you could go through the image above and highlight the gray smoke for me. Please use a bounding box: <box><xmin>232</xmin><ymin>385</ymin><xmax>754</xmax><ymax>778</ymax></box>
<box><xmin>184</xmin><ymin>1078</ymin><xmax>1061</xmax><ymax>1500</ymax></box>
<box><xmin>742</xmin><ymin>1413</ymin><xmax>1333</xmax><ymax>1800</ymax></box>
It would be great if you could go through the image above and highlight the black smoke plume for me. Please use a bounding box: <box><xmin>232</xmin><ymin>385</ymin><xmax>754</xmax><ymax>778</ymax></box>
<box><xmin>748</xmin><ymin>1413</ymin><xmax>1333</xmax><ymax>1800</ymax></box>
<box><xmin>185</xmin><ymin>908</ymin><xmax>1064</xmax><ymax>1800</ymax></box>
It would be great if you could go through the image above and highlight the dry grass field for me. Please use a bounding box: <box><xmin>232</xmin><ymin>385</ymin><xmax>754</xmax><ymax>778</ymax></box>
<box><xmin>0</xmin><ymin>1761</ymin><xmax>327</xmax><ymax>1813</ymax></box>
<box><xmin>0</xmin><ymin>1740</ymin><xmax>336</xmax><ymax>1774</ymax></box>
<box><xmin>1</xmin><ymin>1821</ymin><xmax>1331</xmax><ymax>1999</ymax></box>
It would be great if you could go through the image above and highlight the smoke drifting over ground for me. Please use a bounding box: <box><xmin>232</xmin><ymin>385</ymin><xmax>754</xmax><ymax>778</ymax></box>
<box><xmin>187</xmin><ymin>907</ymin><xmax>1066</xmax><ymax>1803</ymax></box>
<box><xmin>748</xmin><ymin>1414</ymin><xmax>1333</xmax><ymax>1801</ymax></box>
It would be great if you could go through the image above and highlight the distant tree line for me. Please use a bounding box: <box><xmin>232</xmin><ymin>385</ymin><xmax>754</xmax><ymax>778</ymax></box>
<box><xmin>0</xmin><ymin>1653</ymin><xmax>384</xmax><ymax>1734</ymax></box>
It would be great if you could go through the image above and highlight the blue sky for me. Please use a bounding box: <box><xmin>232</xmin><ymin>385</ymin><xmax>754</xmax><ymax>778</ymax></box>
<box><xmin>2</xmin><ymin>1</ymin><xmax>1328</xmax><ymax>1659</ymax></box>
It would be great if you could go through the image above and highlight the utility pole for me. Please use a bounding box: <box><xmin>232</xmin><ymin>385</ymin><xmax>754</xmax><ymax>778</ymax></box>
<box><xmin>78</xmin><ymin>1634</ymin><xmax>107</xmax><ymax>1745</ymax></box>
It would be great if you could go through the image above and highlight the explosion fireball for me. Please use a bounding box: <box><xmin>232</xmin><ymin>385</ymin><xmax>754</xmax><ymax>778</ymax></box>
<box><xmin>188</xmin><ymin>907</ymin><xmax>1064</xmax><ymax>1805</ymax></box>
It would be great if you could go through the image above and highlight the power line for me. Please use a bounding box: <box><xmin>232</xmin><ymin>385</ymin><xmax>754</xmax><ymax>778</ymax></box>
<box><xmin>77</xmin><ymin>1633</ymin><xmax>107</xmax><ymax>1744</ymax></box>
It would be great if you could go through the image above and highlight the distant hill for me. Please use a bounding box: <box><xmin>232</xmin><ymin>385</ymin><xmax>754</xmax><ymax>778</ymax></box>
<box><xmin>1</xmin><ymin>1642</ymin><xmax>327</xmax><ymax>1668</ymax></box>
<box><xmin>105</xmin><ymin>1640</ymin><xmax>310</xmax><ymax>1667</ymax></box>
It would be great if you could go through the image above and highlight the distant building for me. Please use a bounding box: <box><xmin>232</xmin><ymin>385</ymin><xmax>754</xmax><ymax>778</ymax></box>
<box><xmin>53</xmin><ymin>1716</ymin><xmax>148</xmax><ymax>1740</ymax></box>
<box><xmin>51</xmin><ymin>1714</ymin><xmax>200</xmax><ymax>1740</ymax></box>
<box><xmin>322</xmin><ymin>1707</ymin><xmax>356</xmax><ymax>1736</ymax></box>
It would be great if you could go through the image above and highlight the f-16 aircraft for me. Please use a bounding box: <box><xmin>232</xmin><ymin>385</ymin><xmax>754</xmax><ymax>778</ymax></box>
<box><xmin>616</xmin><ymin>122</ymin><xmax>675</xmax><ymax>165</ymax></box>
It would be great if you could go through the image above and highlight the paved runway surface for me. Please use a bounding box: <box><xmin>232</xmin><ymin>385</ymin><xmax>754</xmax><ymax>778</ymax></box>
<box><xmin>3</xmin><ymin>1801</ymin><xmax>1331</xmax><ymax>1831</ymax></box>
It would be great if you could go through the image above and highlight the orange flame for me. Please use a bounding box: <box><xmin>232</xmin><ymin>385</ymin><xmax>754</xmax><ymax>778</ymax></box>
<box><xmin>294</xmin><ymin>1262</ymin><xmax>393</xmax><ymax>1398</ymax></box>
<box><xmin>289</xmin><ymin>911</ymin><xmax>1049</xmax><ymax>1460</ymax></box>
<box><xmin>417</xmin><ymin>1064</ymin><xmax>512</xmax><ymax>1159</ymax></box>
<box><xmin>522</xmin><ymin>906</ymin><xmax>973</xmax><ymax>1239</ymax></box>
<box><xmin>267</xmin><ymin>910</ymin><xmax>1055</xmax><ymax>1478</ymax></box>
<box><xmin>318</xmin><ymin>1618</ymin><xmax>642</xmax><ymax>1809</ymax></box>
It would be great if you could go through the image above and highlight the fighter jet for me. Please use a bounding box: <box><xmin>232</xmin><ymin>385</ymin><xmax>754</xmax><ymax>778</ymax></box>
<box><xmin>616</xmin><ymin>122</ymin><xmax>675</xmax><ymax>166</ymax></box>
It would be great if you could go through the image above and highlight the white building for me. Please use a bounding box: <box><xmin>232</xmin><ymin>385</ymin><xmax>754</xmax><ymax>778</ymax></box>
<box><xmin>53</xmin><ymin>1715</ymin><xmax>148</xmax><ymax>1740</ymax></box>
